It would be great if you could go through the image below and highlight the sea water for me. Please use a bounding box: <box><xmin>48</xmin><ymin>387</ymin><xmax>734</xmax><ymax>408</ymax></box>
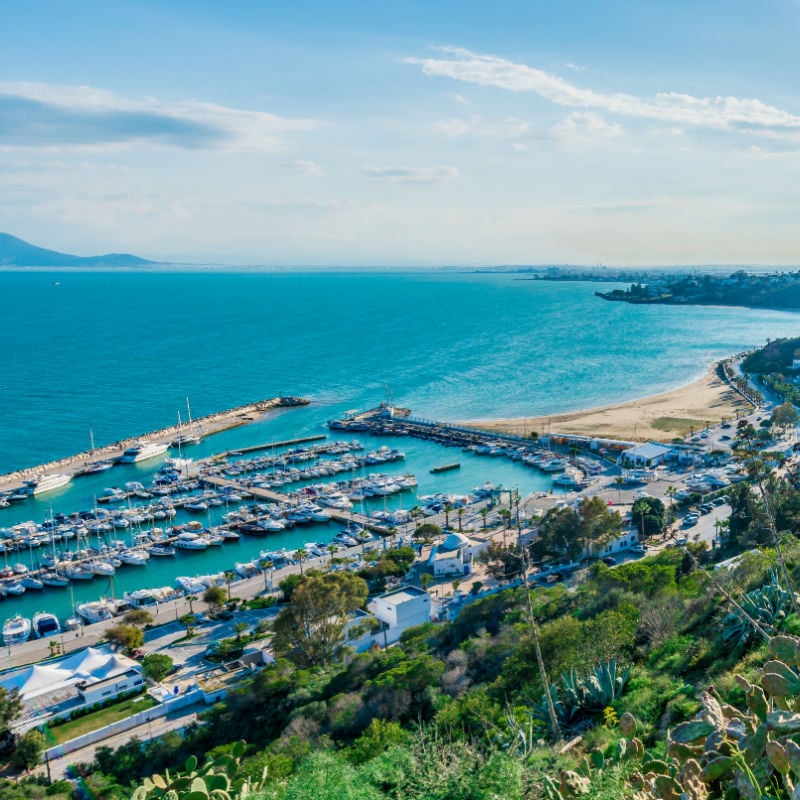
<box><xmin>1</xmin><ymin>269</ymin><xmax>799</xmax><ymax>623</ymax></box>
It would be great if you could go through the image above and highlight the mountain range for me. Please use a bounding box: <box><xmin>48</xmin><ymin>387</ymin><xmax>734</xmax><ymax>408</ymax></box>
<box><xmin>0</xmin><ymin>233</ymin><xmax>157</xmax><ymax>267</ymax></box>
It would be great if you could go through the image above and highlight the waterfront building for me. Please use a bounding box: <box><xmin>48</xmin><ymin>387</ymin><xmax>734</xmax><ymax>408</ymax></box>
<box><xmin>368</xmin><ymin>585</ymin><xmax>431</xmax><ymax>632</ymax></box>
<box><xmin>0</xmin><ymin>646</ymin><xmax>143</xmax><ymax>732</ymax></box>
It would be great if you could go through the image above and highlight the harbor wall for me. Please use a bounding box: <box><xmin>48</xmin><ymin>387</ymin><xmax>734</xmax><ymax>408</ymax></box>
<box><xmin>0</xmin><ymin>396</ymin><xmax>308</xmax><ymax>489</ymax></box>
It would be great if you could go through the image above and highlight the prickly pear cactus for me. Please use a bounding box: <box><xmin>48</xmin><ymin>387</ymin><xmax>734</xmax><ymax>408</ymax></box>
<box><xmin>131</xmin><ymin>741</ymin><xmax>266</xmax><ymax>800</ymax></box>
<box><xmin>629</xmin><ymin>634</ymin><xmax>800</xmax><ymax>800</ymax></box>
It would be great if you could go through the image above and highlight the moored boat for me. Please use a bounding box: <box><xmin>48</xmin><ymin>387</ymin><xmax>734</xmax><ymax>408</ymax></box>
<box><xmin>32</xmin><ymin>611</ymin><xmax>61</xmax><ymax>638</ymax></box>
<box><xmin>3</xmin><ymin>615</ymin><xmax>31</xmax><ymax>645</ymax></box>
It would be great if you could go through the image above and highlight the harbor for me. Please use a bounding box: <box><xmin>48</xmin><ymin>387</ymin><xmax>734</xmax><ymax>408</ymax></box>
<box><xmin>0</xmin><ymin>398</ymin><xmax>602</xmax><ymax>645</ymax></box>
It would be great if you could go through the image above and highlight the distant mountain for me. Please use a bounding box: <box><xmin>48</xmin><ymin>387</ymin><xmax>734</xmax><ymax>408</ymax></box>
<box><xmin>0</xmin><ymin>233</ymin><xmax>157</xmax><ymax>267</ymax></box>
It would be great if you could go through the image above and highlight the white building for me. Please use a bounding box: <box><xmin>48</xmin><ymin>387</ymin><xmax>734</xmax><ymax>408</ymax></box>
<box><xmin>0</xmin><ymin>646</ymin><xmax>143</xmax><ymax>731</ymax></box>
<box><xmin>368</xmin><ymin>585</ymin><xmax>431</xmax><ymax>631</ymax></box>
<box><xmin>428</xmin><ymin>531</ymin><xmax>475</xmax><ymax>577</ymax></box>
<box><xmin>618</xmin><ymin>442</ymin><xmax>672</xmax><ymax>468</ymax></box>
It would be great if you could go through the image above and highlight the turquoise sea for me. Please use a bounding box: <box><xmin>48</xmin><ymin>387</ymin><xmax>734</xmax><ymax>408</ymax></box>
<box><xmin>1</xmin><ymin>269</ymin><xmax>800</xmax><ymax>625</ymax></box>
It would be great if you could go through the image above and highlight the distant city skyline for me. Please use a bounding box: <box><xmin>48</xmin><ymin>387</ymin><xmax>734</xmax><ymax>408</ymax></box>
<box><xmin>1</xmin><ymin>1</ymin><xmax>799</xmax><ymax>266</ymax></box>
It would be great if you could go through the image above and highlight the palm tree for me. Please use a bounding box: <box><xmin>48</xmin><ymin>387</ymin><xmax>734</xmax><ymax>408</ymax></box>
<box><xmin>327</xmin><ymin>543</ymin><xmax>338</xmax><ymax>566</ymax></box>
<box><xmin>259</xmin><ymin>558</ymin><xmax>274</xmax><ymax>591</ymax></box>
<box><xmin>295</xmin><ymin>548</ymin><xmax>307</xmax><ymax>576</ymax></box>
<box><xmin>480</xmin><ymin>507</ymin><xmax>488</xmax><ymax>532</ymax></box>
<box><xmin>411</xmin><ymin>505</ymin><xmax>424</xmax><ymax>532</ymax></box>
<box><xmin>224</xmin><ymin>570</ymin><xmax>236</xmax><ymax>602</ymax></box>
<box><xmin>614</xmin><ymin>475</ymin><xmax>625</xmax><ymax>504</ymax></box>
<box><xmin>457</xmin><ymin>507</ymin><xmax>464</xmax><ymax>533</ymax></box>
<box><xmin>233</xmin><ymin>621</ymin><xmax>248</xmax><ymax>642</ymax></box>
<box><xmin>444</xmin><ymin>503</ymin><xmax>453</xmax><ymax>530</ymax></box>
<box><xmin>665</xmin><ymin>485</ymin><xmax>678</xmax><ymax>526</ymax></box>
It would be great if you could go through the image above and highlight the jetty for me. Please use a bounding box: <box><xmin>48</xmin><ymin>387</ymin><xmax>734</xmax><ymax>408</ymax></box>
<box><xmin>430</xmin><ymin>463</ymin><xmax>460</xmax><ymax>474</ymax></box>
<box><xmin>200</xmin><ymin>474</ymin><xmax>387</xmax><ymax>533</ymax></box>
<box><xmin>0</xmin><ymin>396</ymin><xmax>310</xmax><ymax>495</ymax></box>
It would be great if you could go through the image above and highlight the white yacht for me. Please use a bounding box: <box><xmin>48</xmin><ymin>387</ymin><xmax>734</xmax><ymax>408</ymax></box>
<box><xmin>25</xmin><ymin>473</ymin><xmax>72</xmax><ymax>495</ymax></box>
<box><xmin>2</xmin><ymin>615</ymin><xmax>31</xmax><ymax>645</ymax></box>
<box><xmin>174</xmin><ymin>532</ymin><xmax>210</xmax><ymax>550</ymax></box>
<box><xmin>32</xmin><ymin>611</ymin><xmax>61</xmax><ymax>638</ymax></box>
<box><xmin>118</xmin><ymin>441</ymin><xmax>169</xmax><ymax>464</ymax></box>
<box><xmin>76</xmin><ymin>599</ymin><xmax>116</xmax><ymax>624</ymax></box>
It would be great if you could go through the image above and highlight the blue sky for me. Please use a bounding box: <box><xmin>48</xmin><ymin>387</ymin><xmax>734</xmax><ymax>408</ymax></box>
<box><xmin>1</xmin><ymin>0</ymin><xmax>799</xmax><ymax>266</ymax></box>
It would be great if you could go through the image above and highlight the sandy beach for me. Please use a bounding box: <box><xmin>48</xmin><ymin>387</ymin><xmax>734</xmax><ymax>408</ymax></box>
<box><xmin>466</xmin><ymin>365</ymin><xmax>752</xmax><ymax>443</ymax></box>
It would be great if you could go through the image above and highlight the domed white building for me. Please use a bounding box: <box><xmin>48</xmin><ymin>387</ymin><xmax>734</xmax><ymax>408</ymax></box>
<box><xmin>428</xmin><ymin>531</ymin><xmax>474</xmax><ymax>577</ymax></box>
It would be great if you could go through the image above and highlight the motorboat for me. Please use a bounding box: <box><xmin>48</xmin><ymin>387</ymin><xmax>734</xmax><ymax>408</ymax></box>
<box><xmin>174</xmin><ymin>532</ymin><xmax>209</xmax><ymax>550</ymax></box>
<box><xmin>20</xmin><ymin>576</ymin><xmax>44</xmax><ymax>591</ymax></box>
<box><xmin>119</xmin><ymin>548</ymin><xmax>150</xmax><ymax>566</ymax></box>
<box><xmin>149</xmin><ymin>543</ymin><xmax>176</xmax><ymax>557</ymax></box>
<box><xmin>40</xmin><ymin>571</ymin><xmax>70</xmax><ymax>587</ymax></box>
<box><xmin>76</xmin><ymin>599</ymin><xmax>116</xmax><ymax>624</ymax></box>
<box><xmin>118</xmin><ymin>441</ymin><xmax>169</xmax><ymax>464</ymax></box>
<box><xmin>32</xmin><ymin>611</ymin><xmax>61</xmax><ymax>638</ymax></box>
<box><xmin>63</xmin><ymin>564</ymin><xmax>95</xmax><ymax>580</ymax></box>
<box><xmin>2</xmin><ymin>615</ymin><xmax>31</xmax><ymax>645</ymax></box>
<box><xmin>24</xmin><ymin>473</ymin><xmax>72</xmax><ymax>495</ymax></box>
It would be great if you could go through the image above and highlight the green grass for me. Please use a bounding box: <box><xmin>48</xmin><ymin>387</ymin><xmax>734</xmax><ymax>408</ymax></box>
<box><xmin>45</xmin><ymin>694</ymin><xmax>157</xmax><ymax>745</ymax></box>
<box><xmin>651</xmin><ymin>416</ymin><xmax>707</xmax><ymax>434</ymax></box>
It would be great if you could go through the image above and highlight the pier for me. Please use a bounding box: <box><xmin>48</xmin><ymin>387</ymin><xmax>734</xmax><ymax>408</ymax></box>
<box><xmin>200</xmin><ymin>474</ymin><xmax>390</xmax><ymax>533</ymax></box>
<box><xmin>0</xmin><ymin>395</ymin><xmax>310</xmax><ymax>495</ymax></box>
<box><xmin>222</xmin><ymin>434</ymin><xmax>327</xmax><ymax>457</ymax></box>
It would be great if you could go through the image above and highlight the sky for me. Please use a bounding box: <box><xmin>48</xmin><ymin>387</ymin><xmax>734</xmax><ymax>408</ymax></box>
<box><xmin>1</xmin><ymin>0</ymin><xmax>800</xmax><ymax>266</ymax></box>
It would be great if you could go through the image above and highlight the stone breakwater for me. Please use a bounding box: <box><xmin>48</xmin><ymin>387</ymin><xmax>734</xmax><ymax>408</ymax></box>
<box><xmin>0</xmin><ymin>395</ymin><xmax>309</xmax><ymax>491</ymax></box>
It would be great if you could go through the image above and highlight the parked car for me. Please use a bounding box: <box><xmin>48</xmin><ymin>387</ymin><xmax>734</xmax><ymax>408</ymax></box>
<box><xmin>601</xmin><ymin>556</ymin><xmax>617</xmax><ymax>567</ymax></box>
<box><xmin>712</xmin><ymin>497</ymin><xmax>727</xmax><ymax>507</ymax></box>
<box><xmin>630</xmin><ymin>543</ymin><xmax>647</xmax><ymax>554</ymax></box>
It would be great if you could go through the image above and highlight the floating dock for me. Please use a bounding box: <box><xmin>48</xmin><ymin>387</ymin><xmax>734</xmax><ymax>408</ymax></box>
<box><xmin>430</xmin><ymin>462</ymin><xmax>460</xmax><ymax>474</ymax></box>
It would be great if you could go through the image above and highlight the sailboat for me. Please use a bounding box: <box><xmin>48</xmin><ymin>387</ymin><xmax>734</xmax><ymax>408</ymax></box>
<box><xmin>170</xmin><ymin>399</ymin><xmax>202</xmax><ymax>448</ymax></box>
<box><xmin>82</xmin><ymin>430</ymin><xmax>114</xmax><ymax>474</ymax></box>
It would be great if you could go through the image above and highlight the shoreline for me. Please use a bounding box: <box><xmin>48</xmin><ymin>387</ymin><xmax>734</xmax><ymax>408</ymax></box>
<box><xmin>0</xmin><ymin>396</ymin><xmax>309</xmax><ymax>493</ymax></box>
<box><xmin>462</xmin><ymin>363</ymin><xmax>752</xmax><ymax>443</ymax></box>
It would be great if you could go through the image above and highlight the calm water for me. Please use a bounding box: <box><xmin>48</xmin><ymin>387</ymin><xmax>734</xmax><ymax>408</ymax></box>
<box><xmin>1</xmin><ymin>269</ymin><xmax>799</xmax><ymax>625</ymax></box>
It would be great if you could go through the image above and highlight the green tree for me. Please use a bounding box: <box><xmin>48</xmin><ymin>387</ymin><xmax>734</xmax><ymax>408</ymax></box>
<box><xmin>123</xmin><ymin>609</ymin><xmax>154</xmax><ymax>628</ymax></box>
<box><xmin>532</xmin><ymin>505</ymin><xmax>580</xmax><ymax>561</ymax></box>
<box><xmin>233</xmin><ymin>621</ymin><xmax>248</xmax><ymax>642</ymax></box>
<box><xmin>105</xmin><ymin>623</ymin><xmax>144</xmax><ymax>655</ymax></box>
<box><xmin>632</xmin><ymin>496</ymin><xmax>665</xmax><ymax>538</ymax></box>
<box><xmin>0</xmin><ymin>686</ymin><xmax>22</xmax><ymax>738</ymax></box>
<box><xmin>178</xmin><ymin>613</ymin><xmax>197</xmax><ymax>637</ymax></box>
<box><xmin>11</xmin><ymin>729</ymin><xmax>45</xmax><ymax>772</ymax></box>
<box><xmin>478</xmin><ymin>542</ymin><xmax>526</xmax><ymax>583</ymax></box>
<box><xmin>771</xmin><ymin>400</ymin><xmax>799</xmax><ymax>433</ymax></box>
<box><xmin>578</xmin><ymin>495</ymin><xmax>623</xmax><ymax>551</ymax></box>
<box><xmin>271</xmin><ymin>571</ymin><xmax>369</xmax><ymax>667</ymax></box>
<box><xmin>203</xmin><ymin>585</ymin><xmax>227</xmax><ymax>614</ymax></box>
<box><xmin>279</xmin><ymin>572</ymin><xmax>303</xmax><ymax>602</ymax></box>
<box><xmin>294</xmin><ymin>548</ymin><xmax>308</xmax><ymax>576</ymax></box>
<box><xmin>142</xmin><ymin>653</ymin><xmax>174</xmax><ymax>683</ymax></box>
<box><xmin>414</xmin><ymin>522</ymin><xmax>441</xmax><ymax>542</ymax></box>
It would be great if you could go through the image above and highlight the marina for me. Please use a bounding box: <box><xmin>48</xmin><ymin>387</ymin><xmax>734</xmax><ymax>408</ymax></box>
<box><xmin>0</xmin><ymin>399</ymin><xmax>595</xmax><ymax>641</ymax></box>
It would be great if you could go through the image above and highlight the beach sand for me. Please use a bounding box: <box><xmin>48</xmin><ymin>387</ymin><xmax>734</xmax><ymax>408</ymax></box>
<box><xmin>465</xmin><ymin>366</ymin><xmax>752</xmax><ymax>443</ymax></box>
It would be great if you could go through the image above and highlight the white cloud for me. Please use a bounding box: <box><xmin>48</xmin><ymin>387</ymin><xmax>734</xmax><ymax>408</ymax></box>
<box><xmin>361</xmin><ymin>165</ymin><xmax>459</xmax><ymax>184</ymax></box>
<box><xmin>564</xmin><ymin>62</ymin><xmax>585</xmax><ymax>73</ymax></box>
<box><xmin>432</xmin><ymin>118</ymin><xmax>472</xmax><ymax>136</ymax></box>
<box><xmin>0</xmin><ymin>80</ymin><xmax>324</xmax><ymax>152</ymax></box>
<box><xmin>550</xmin><ymin>111</ymin><xmax>623</xmax><ymax>144</ymax></box>
<box><xmin>405</xmin><ymin>47</ymin><xmax>800</xmax><ymax>133</ymax></box>
<box><xmin>512</xmin><ymin>142</ymin><xmax>528</xmax><ymax>152</ymax></box>
<box><xmin>288</xmin><ymin>159</ymin><xmax>326</xmax><ymax>176</ymax></box>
